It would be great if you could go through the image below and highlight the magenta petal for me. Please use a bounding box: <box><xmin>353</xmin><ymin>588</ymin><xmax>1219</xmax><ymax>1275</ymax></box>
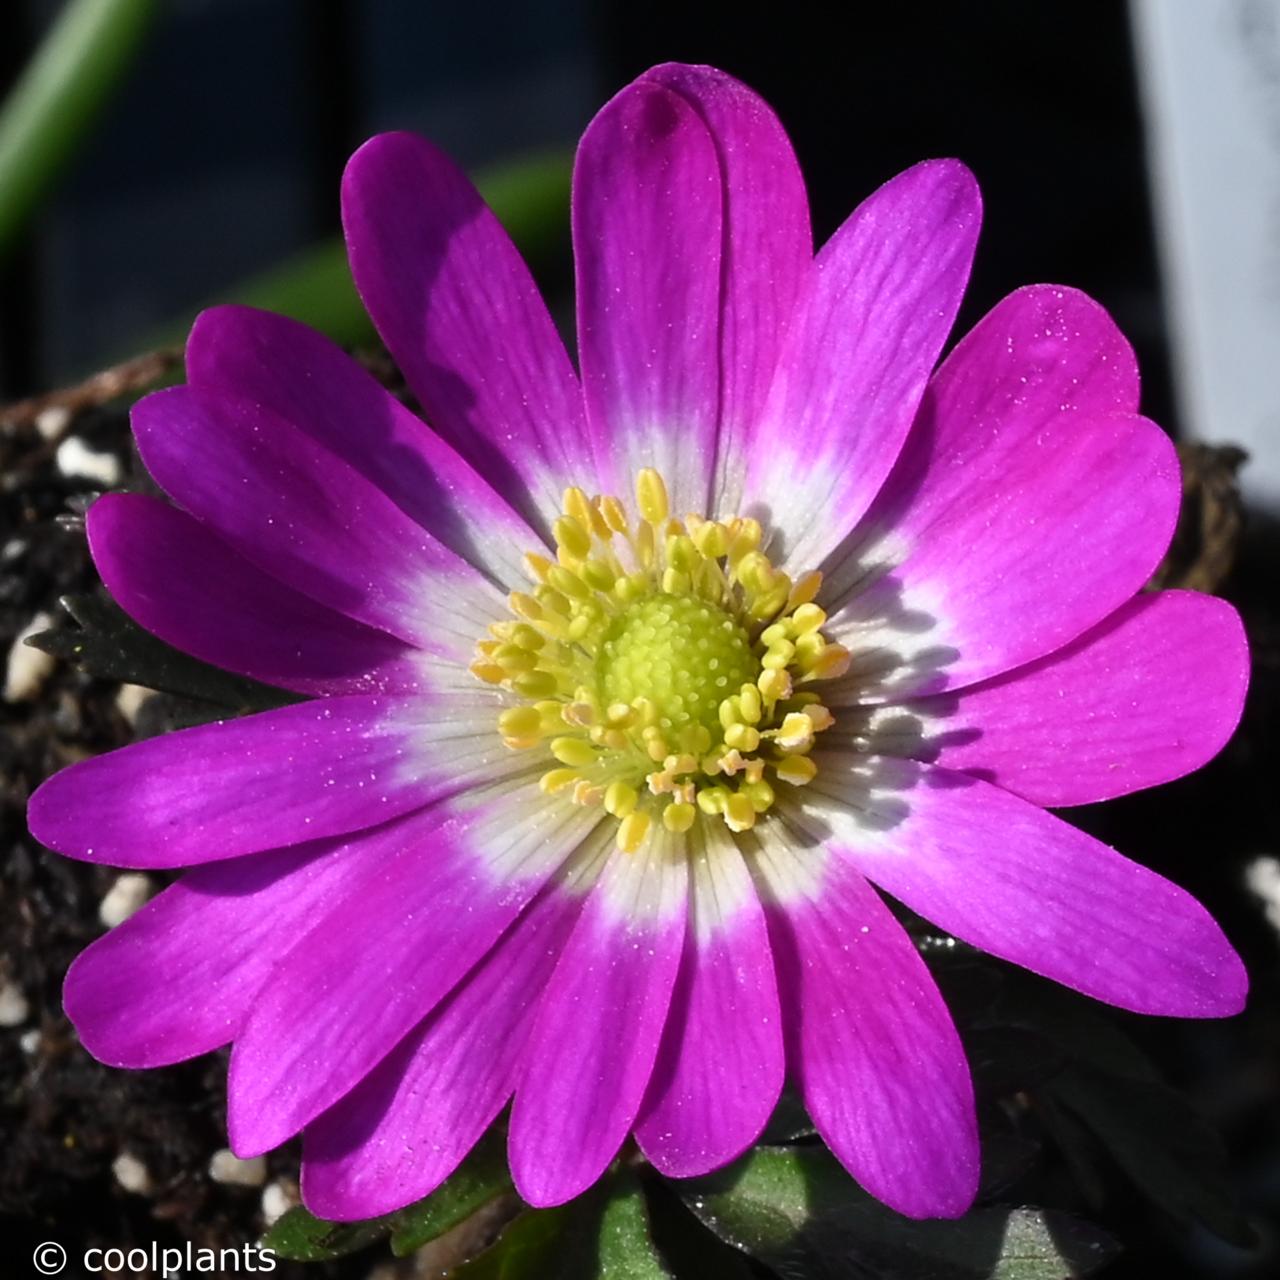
<box><xmin>186</xmin><ymin>305</ymin><xmax>541</xmax><ymax>590</ymax></box>
<box><xmin>300</xmin><ymin>843</ymin><xmax>603</xmax><ymax>1221</ymax></box>
<box><xmin>901</xmin><ymin>590</ymin><xmax>1250</xmax><ymax>805</ymax></box>
<box><xmin>640</xmin><ymin>63</ymin><xmax>812</xmax><ymax>508</ymax></box>
<box><xmin>27</xmin><ymin>692</ymin><xmax>515</xmax><ymax>867</ymax></box>
<box><xmin>509</xmin><ymin>830</ymin><xmax>689</xmax><ymax>1207</ymax></box>
<box><xmin>635</xmin><ymin>827</ymin><xmax>783</xmax><ymax>1178</ymax></box>
<box><xmin>342</xmin><ymin>131</ymin><xmax>592</xmax><ymax>533</ymax></box>
<box><xmin>798</xmin><ymin>759</ymin><xmax>1248</xmax><ymax>1016</ymax></box>
<box><xmin>573</xmin><ymin>79</ymin><xmax>723</xmax><ymax>516</ymax></box>
<box><xmin>228</xmin><ymin>784</ymin><xmax>602</xmax><ymax>1157</ymax></box>
<box><xmin>824</xmin><ymin>286</ymin><xmax>1177</xmax><ymax>699</ymax></box>
<box><xmin>753</xmin><ymin>848</ymin><xmax>979</xmax><ymax>1219</ymax></box>
<box><xmin>88</xmin><ymin>493</ymin><xmax>423</xmax><ymax>697</ymax></box>
<box><xmin>743</xmin><ymin>159</ymin><xmax>980</xmax><ymax>568</ymax></box>
<box><xmin>64</xmin><ymin>828</ymin><xmax>401</xmax><ymax>1067</ymax></box>
<box><xmin>133</xmin><ymin>386</ymin><xmax>502</xmax><ymax>656</ymax></box>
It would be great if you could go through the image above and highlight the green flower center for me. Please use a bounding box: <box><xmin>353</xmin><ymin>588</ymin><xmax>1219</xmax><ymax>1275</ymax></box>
<box><xmin>471</xmin><ymin>468</ymin><xmax>850</xmax><ymax>852</ymax></box>
<box><xmin>597</xmin><ymin>595</ymin><xmax>757</xmax><ymax>736</ymax></box>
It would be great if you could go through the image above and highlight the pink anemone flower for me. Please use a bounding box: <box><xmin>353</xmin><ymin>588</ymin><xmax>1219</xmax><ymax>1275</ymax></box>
<box><xmin>28</xmin><ymin>62</ymin><xmax>1247</xmax><ymax>1222</ymax></box>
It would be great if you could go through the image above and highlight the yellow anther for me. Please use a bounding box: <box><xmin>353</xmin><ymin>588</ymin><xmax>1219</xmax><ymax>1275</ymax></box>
<box><xmin>776</xmin><ymin>755</ymin><xmax>818</xmax><ymax>786</ymax></box>
<box><xmin>524</xmin><ymin>552</ymin><xmax>554</xmax><ymax>582</ymax></box>
<box><xmin>563</xmin><ymin>486</ymin><xmax>595</xmax><ymax>526</ymax></box>
<box><xmin>724</xmin><ymin>792</ymin><xmax>757</xmax><ymax>832</ymax></box>
<box><xmin>788</xmin><ymin>572</ymin><xmax>823</xmax><ymax>610</ymax></box>
<box><xmin>744</xmin><ymin>779</ymin><xmax>775</xmax><ymax>813</ymax></box>
<box><xmin>562</xmin><ymin>702</ymin><xmax>597</xmax><ymax>727</ymax></box>
<box><xmin>514</xmin><ymin>670</ymin><xmax>559</xmax><ymax>698</ymax></box>
<box><xmin>498</xmin><ymin>706</ymin><xmax>544</xmax><ymax>741</ymax></box>
<box><xmin>586</xmin><ymin>498</ymin><xmax>613</xmax><ymax>540</ymax></box>
<box><xmin>724</xmin><ymin>723</ymin><xmax>761</xmax><ymax>752</ymax></box>
<box><xmin>791</xmin><ymin>602</ymin><xmax>827</xmax><ymax>634</ymax></box>
<box><xmin>758</xmin><ymin>668</ymin><xmax>793</xmax><ymax>702</ymax></box>
<box><xmin>600</xmin><ymin>495</ymin><xmax>630</xmax><ymax>534</ymax></box>
<box><xmin>538</xmin><ymin>702</ymin><xmax>567</xmax><ymax>732</ymax></box>
<box><xmin>582</xmin><ymin>559</ymin><xmax>616</xmax><ymax>592</ymax></box>
<box><xmin>691</xmin><ymin>520</ymin><xmax>729</xmax><ymax>559</ymax></box>
<box><xmin>617</xmin><ymin>810</ymin><xmax>651</xmax><ymax>853</ymax></box>
<box><xmin>663</xmin><ymin>802</ymin><xmax>697</xmax><ymax>833</ymax></box>
<box><xmin>469</xmin><ymin>661</ymin><xmax>506</xmax><ymax>685</ymax></box>
<box><xmin>572</xmin><ymin>779</ymin><xmax>605</xmax><ymax>807</ymax></box>
<box><xmin>761</xmin><ymin>622</ymin><xmax>790</xmax><ymax>646</ymax></box>
<box><xmin>632</xmin><ymin>698</ymin><xmax>659</xmax><ymax>727</ymax></box>
<box><xmin>794</xmin><ymin>632</ymin><xmax>827</xmax><ymax>665</ymax></box>
<box><xmin>647</xmin><ymin>769</ymin><xmax>676</xmax><ymax>795</ymax></box>
<box><xmin>661</xmin><ymin>567</ymin><xmax>692</xmax><ymax>595</ymax></box>
<box><xmin>535</xmin><ymin>585</ymin><xmax>571</xmax><ymax>617</ymax></box>
<box><xmin>604</xmin><ymin>781</ymin><xmax>639</xmax><ymax>818</ymax></box>
<box><xmin>553</xmin><ymin>515</ymin><xmax>592</xmax><ymax>560</ymax></box>
<box><xmin>667</xmin><ymin>534</ymin><xmax>699</xmax><ymax>573</ymax></box>
<box><xmin>697</xmin><ymin>786</ymin><xmax>730</xmax><ymax>815</ymax></box>
<box><xmin>727</xmin><ymin>518</ymin><xmax>762</xmax><ymax>562</ymax></box>
<box><xmin>805</xmin><ymin>703</ymin><xmax>836</xmax><ymax>732</ymax></box>
<box><xmin>508</xmin><ymin>591</ymin><xmax>543</xmax><ymax>621</ymax></box>
<box><xmin>547</xmin><ymin>565</ymin><xmax>590</xmax><ymax>600</ymax></box>
<box><xmin>636</xmin><ymin>468</ymin><xmax>670</xmax><ymax>525</ymax></box>
<box><xmin>752</xmin><ymin>581</ymin><xmax>791</xmax><ymax>620</ymax></box>
<box><xmin>539</xmin><ymin>768</ymin><xmax>580</xmax><ymax>795</ymax></box>
<box><xmin>761</xmin><ymin>641</ymin><xmax>795</xmax><ymax>671</ymax></box>
<box><xmin>743</xmin><ymin>758</ymin><xmax>766</xmax><ymax>784</ymax></box>
<box><xmin>636</xmin><ymin>520</ymin><xmax>656</xmax><ymax>569</ymax></box>
<box><xmin>809</xmin><ymin>643</ymin><xmax>852</xmax><ymax>680</ymax></box>
<box><xmin>776</xmin><ymin>711</ymin><xmax>815</xmax><ymax>752</ymax></box>
<box><xmin>613</xmin><ymin>573</ymin><xmax>644</xmax><ymax>603</ymax></box>
<box><xmin>606</xmin><ymin>702</ymin><xmax>637</xmax><ymax>727</ymax></box>
<box><xmin>494</xmin><ymin>644</ymin><xmax>537</xmax><ymax>673</ymax></box>
<box><xmin>551</xmin><ymin>736</ymin><xmax>598</xmax><ymax>768</ymax></box>
<box><xmin>734</xmin><ymin>549</ymin><xmax>770</xmax><ymax>590</ymax></box>
<box><xmin>643</xmin><ymin>728</ymin><xmax>670</xmax><ymax>762</ymax></box>
<box><xmin>718</xmin><ymin>695</ymin><xmax>743</xmax><ymax>731</ymax></box>
<box><xmin>738</xmin><ymin>684</ymin><xmax>763</xmax><ymax>725</ymax></box>
<box><xmin>508</xmin><ymin>623</ymin><xmax>545</xmax><ymax>650</ymax></box>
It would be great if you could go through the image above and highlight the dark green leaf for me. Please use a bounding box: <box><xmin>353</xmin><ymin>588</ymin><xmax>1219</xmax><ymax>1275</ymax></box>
<box><xmin>30</xmin><ymin>591</ymin><xmax>299</xmax><ymax>713</ymax></box>
<box><xmin>595</xmin><ymin>1171</ymin><xmax>673</xmax><ymax>1279</ymax></box>
<box><xmin>449</xmin><ymin>1204</ymin><xmax>574</xmax><ymax>1280</ymax></box>
<box><xmin>677</xmin><ymin>1144</ymin><xmax>1117</xmax><ymax>1280</ymax></box>
<box><xmin>990</xmin><ymin>973</ymin><xmax>1249</xmax><ymax>1242</ymax></box>
<box><xmin>389</xmin><ymin>1126</ymin><xmax>515</xmax><ymax>1256</ymax></box>
<box><xmin>260</xmin><ymin>1205</ymin><xmax>392</xmax><ymax>1262</ymax></box>
<box><xmin>1047</xmin><ymin>1066</ymin><xmax>1253</xmax><ymax>1246</ymax></box>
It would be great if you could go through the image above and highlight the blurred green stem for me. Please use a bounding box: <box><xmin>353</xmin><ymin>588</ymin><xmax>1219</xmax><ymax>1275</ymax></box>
<box><xmin>138</xmin><ymin>147</ymin><xmax>574</xmax><ymax>354</ymax></box>
<box><xmin>0</xmin><ymin>0</ymin><xmax>160</xmax><ymax>260</ymax></box>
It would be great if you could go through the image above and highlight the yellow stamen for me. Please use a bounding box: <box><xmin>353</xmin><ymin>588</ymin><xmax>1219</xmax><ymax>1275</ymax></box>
<box><xmin>635</xmin><ymin>468</ymin><xmax>670</xmax><ymax>525</ymax></box>
<box><xmin>473</xmin><ymin>467</ymin><xmax>847</xmax><ymax>850</ymax></box>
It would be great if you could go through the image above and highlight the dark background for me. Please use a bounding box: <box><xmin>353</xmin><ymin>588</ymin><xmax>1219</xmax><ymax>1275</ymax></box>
<box><xmin>0</xmin><ymin>0</ymin><xmax>1171</xmax><ymax>421</ymax></box>
<box><xmin>4</xmin><ymin>3</ymin><xmax>1278</xmax><ymax>1279</ymax></box>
